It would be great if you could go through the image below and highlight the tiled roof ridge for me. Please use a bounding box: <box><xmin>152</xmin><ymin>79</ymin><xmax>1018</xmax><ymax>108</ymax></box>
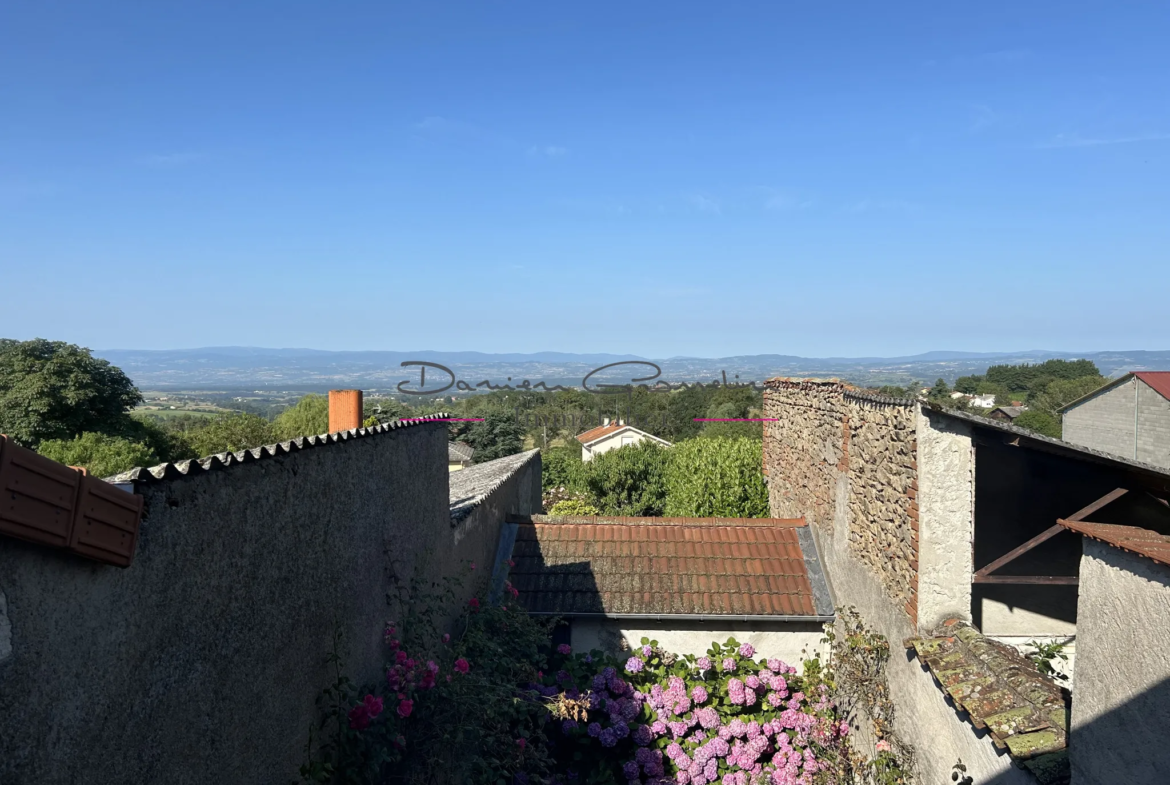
<box><xmin>906</xmin><ymin>619</ymin><xmax>1070</xmax><ymax>775</ymax></box>
<box><xmin>449</xmin><ymin>449</ymin><xmax>541</xmax><ymax>524</ymax></box>
<box><xmin>511</xmin><ymin>514</ymin><xmax>806</xmax><ymax>527</ymax></box>
<box><xmin>108</xmin><ymin>413</ymin><xmax>454</xmax><ymax>485</ymax></box>
<box><xmin>1058</xmin><ymin>519</ymin><xmax>1170</xmax><ymax>568</ymax></box>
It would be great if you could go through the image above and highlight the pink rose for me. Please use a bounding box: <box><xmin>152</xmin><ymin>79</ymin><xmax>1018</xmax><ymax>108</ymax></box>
<box><xmin>397</xmin><ymin>698</ymin><xmax>414</xmax><ymax>718</ymax></box>
<box><xmin>454</xmin><ymin>658</ymin><xmax>470</xmax><ymax>674</ymax></box>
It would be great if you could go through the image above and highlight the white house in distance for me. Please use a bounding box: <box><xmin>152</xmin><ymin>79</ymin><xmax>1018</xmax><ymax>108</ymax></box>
<box><xmin>576</xmin><ymin>420</ymin><xmax>672</xmax><ymax>462</ymax></box>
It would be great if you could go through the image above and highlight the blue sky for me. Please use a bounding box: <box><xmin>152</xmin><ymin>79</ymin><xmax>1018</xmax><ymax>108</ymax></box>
<box><xmin>2</xmin><ymin>1</ymin><xmax>1168</xmax><ymax>357</ymax></box>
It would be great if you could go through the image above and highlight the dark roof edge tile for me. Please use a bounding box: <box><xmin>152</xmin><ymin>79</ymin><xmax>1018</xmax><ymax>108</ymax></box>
<box><xmin>106</xmin><ymin>413</ymin><xmax>454</xmax><ymax>485</ymax></box>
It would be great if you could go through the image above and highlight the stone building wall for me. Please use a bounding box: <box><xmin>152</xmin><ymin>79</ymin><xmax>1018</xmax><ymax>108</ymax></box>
<box><xmin>763</xmin><ymin>380</ymin><xmax>919</xmax><ymax>623</ymax></box>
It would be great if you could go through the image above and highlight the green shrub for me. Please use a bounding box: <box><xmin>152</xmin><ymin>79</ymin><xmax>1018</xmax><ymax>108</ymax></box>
<box><xmin>1013</xmin><ymin>409</ymin><xmax>1062</xmax><ymax>439</ymax></box>
<box><xmin>582</xmin><ymin>441</ymin><xmax>669</xmax><ymax>516</ymax></box>
<box><xmin>664</xmin><ymin>437</ymin><xmax>769</xmax><ymax>517</ymax></box>
<box><xmin>541</xmin><ymin>444</ymin><xmax>586</xmax><ymax>492</ymax></box>
<box><xmin>548</xmin><ymin>499</ymin><xmax>601</xmax><ymax>516</ymax></box>
<box><xmin>272</xmin><ymin>393</ymin><xmax>330</xmax><ymax>441</ymax></box>
<box><xmin>38</xmin><ymin>432</ymin><xmax>158</xmax><ymax>477</ymax></box>
<box><xmin>186</xmin><ymin>411</ymin><xmax>276</xmax><ymax>456</ymax></box>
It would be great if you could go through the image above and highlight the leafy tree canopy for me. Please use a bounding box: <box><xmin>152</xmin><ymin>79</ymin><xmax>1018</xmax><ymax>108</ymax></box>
<box><xmin>1013</xmin><ymin>409</ymin><xmax>1062</xmax><ymax>439</ymax></box>
<box><xmin>1032</xmin><ymin>375</ymin><xmax>1108</xmax><ymax>419</ymax></box>
<box><xmin>37</xmin><ymin>432</ymin><xmax>158</xmax><ymax>478</ymax></box>
<box><xmin>582</xmin><ymin>440</ymin><xmax>669</xmax><ymax>516</ymax></box>
<box><xmin>272</xmin><ymin>393</ymin><xmax>330</xmax><ymax>441</ymax></box>
<box><xmin>464</xmin><ymin>410</ymin><xmax>525</xmax><ymax>463</ymax></box>
<box><xmin>0</xmin><ymin>338</ymin><xmax>142</xmax><ymax>447</ymax></box>
<box><xmin>186</xmin><ymin>412</ymin><xmax>276</xmax><ymax>457</ymax></box>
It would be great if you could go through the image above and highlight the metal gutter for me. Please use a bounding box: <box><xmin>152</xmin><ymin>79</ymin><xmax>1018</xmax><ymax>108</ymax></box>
<box><xmin>526</xmin><ymin>612</ymin><xmax>836</xmax><ymax>623</ymax></box>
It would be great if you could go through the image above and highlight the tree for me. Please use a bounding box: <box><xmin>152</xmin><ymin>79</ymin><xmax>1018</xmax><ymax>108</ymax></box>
<box><xmin>272</xmin><ymin>393</ymin><xmax>330</xmax><ymax>441</ymax></box>
<box><xmin>953</xmin><ymin>375</ymin><xmax>981</xmax><ymax>394</ymax></box>
<box><xmin>1032</xmin><ymin>376</ymin><xmax>1107</xmax><ymax>419</ymax></box>
<box><xmin>38</xmin><ymin>432</ymin><xmax>158</xmax><ymax>478</ymax></box>
<box><xmin>464</xmin><ymin>411</ymin><xmax>525</xmax><ymax>463</ymax></box>
<box><xmin>186</xmin><ymin>412</ymin><xmax>275</xmax><ymax>457</ymax></box>
<box><xmin>582</xmin><ymin>441</ymin><xmax>669</xmax><ymax>516</ymax></box>
<box><xmin>541</xmin><ymin>444</ymin><xmax>586</xmax><ymax>492</ymax></box>
<box><xmin>700</xmin><ymin>401</ymin><xmax>762</xmax><ymax>439</ymax></box>
<box><xmin>928</xmin><ymin>378</ymin><xmax>950</xmax><ymax>401</ymax></box>
<box><xmin>664</xmin><ymin>437</ymin><xmax>769</xmax><ymax>518</ymax></box>
<box><xmin>1013</xmin><ymin>410</ymin><xmax>1061</xmax><ymax>439</ymax></box>
<box><xmin>0</xmin><ymin>339</ymin><xmax>142</xmax><ymax>447</ymax></box>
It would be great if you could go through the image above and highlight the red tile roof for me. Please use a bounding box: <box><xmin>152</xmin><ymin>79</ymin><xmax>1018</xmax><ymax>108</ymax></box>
<box><xmin>1134</xmin><ymin>371</ymin><xmax>1170</xmax><ymax>402</ymax></box>
<box><xmin>576</xmin><ymin>423</ymin><xmax>627</xmax><ymax>444</ymax></box>
<box><xmin>506</xmin><ymin>516</ymin><xmax>830</xmax><ymax>617</ymax></box>
<box><xmin>1058</xmin><ymin>519</ymin><xmax>1170</xmax><ymax>568</ymax></box>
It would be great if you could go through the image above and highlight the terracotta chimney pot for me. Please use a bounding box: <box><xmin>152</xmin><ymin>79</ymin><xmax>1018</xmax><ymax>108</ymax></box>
<box><xmin>329</xmin><ymin>390</ymin><xmax>364</xmax><ymax>433</ymax></box>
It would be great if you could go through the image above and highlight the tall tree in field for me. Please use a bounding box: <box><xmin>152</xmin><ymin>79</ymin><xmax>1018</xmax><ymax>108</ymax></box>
<box><xmin>272</xmin><ymin>393</ymin><xmax>330</xmax><ymax>441</ymax></box>
<box><xmin>464</xmin><ymin>410</ymin><xmax>525</xmax><ymax>463</ymax></box>
<box><xmin>0</xmin><ymin>338</ymin><xmax>142</xmax><ymax>447</ymax></box>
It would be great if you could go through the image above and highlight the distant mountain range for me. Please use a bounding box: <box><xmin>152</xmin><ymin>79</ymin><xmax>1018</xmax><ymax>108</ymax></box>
<box><xmin>95</xmin><ymin>347</ymin><xmax>1170</xmax><ymax>392</ymax></box>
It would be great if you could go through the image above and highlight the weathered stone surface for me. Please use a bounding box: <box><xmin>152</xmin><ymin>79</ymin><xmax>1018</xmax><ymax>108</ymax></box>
<box><xmin>763</xmin><ymin>380</ymin><xmax>918</xmax><ymax>615</ymax></box>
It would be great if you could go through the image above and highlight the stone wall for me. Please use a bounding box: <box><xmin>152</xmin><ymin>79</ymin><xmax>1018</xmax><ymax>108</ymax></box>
<box><xmin>0</xmin><ymin>422</ymin><xmax>535</xmax><ymax>785</ymax></box>
<box><xmin>763</xmin><ymin>380</ymin><xmax>919</xmax><ymax>623</ymax></box>
<box><xmin>1069</xmin><ymin>539</ymin><xmax>1170</xmax><ymax>785</ymax></box>
<box><xmin>763</xmin><ymin>381</ymin><xmax>1028</xmax><ymax>785</ymax></box>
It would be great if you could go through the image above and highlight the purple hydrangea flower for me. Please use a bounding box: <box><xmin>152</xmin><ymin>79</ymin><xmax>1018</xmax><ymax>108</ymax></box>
<box><xmin>633</xmin><ymin>723</ymin><xmax>653</xmax><ymax>746</ymax></box>
<box><xmin>613</xmin><ymin>721</ymin><xmax>630</xmax><ymax>739</ymax></box>
<box><xmin>737</xmin><ymin>643</ymin><xmax>755</xmax><ymax>658</ymax></box>
<box><xmin>696</xmin><ymin>657</ymin><xmax>712</xmax><ymax>672</ymax></box>
<box><xmin>562</xmin><ymin>719</ymin><xmax>579</xmax><ymax>734</ymax></box>
<box><xmin>642</xmin><ymin>644</ymin><xmax>653</xmax><ymax>657</ymax></box>
<box><xmin>625</xmin><ymin>656</ymin><xmax>645</xmax><ymax>674</ymax></box>
<box><xmin>599</xmin><ymin>727</ymin><xmax>618</xmax><ymax>747</ymax></box>
<box><xmin>587</xmin><ymin>722</ymin><xmax>602</xmax><ymax>737</ymax></box>
<box><xmin>691</xmin><ymin>685</ymin><xmax>708</xmax><ymax>703</ymax></box>
<box><xmin>623</xmin><ymin>761</ymin><xmax>640</xmax><ymax>780</ymax></box>
<box><xmin>721</xmin><ymin>657</ymin><xmax>737</xmax><ymax>672</ymax></box>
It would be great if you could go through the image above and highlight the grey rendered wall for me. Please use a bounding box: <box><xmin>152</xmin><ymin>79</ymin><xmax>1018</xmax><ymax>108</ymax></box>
<box><xmin>1063</xmin><ymin>379</ymin><xmax>1137</xmax><ymax>461</ymax></box>
<box><xmin>0</xmin><ymin>422</ymin><xmax>506</xmax><ymax>785</ymax></box>
<box><xmin>1069</xmin><ymin>540</ymin><xmax>1170</xmax><ymax>785</ymax></box>
<box><xmin>916</xmin><ymin>411</ymin><xmax>975</xmax><ymax>630</ymax></box>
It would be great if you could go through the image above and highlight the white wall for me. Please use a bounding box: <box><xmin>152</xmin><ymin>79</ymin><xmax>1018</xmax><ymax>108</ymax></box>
<box><xmin>570</xmin><ymin>619</ymin><xmax>827</xmax><ymax>668</ymax></box>
<box><xmin>581</xmin><ymin>429</ymin><xmax>667</xmax><ymax>462</ymax></box>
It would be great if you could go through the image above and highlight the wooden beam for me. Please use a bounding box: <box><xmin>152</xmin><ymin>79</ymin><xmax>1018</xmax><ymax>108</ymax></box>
<box><xmin>972</xmin><ymin>487</ymin><xmax>1128</xmax><ymax>579</ymax></box>
<box><xmin>973</xmin><ymin>575</ymin><xmax>1079</xmax><ymax>585</ymax></box>
<box><xmin>1066</xmin><ymin>487</ymin><xmax>1128</xmax><ymax>522</ymax></box>
<box><xmin>974</xmin><ymin>524</ymin><xmax>1066</xmax><ymax>577</ymax></box>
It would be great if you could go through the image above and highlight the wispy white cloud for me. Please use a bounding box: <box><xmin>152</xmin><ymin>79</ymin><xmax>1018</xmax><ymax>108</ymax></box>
<box><xmin>528</xmin><ymin>145</ymin><xmax>567</xmax><ymax>158</ymax></box>
<box><xmin>1039</xmin><ymin>132</ymin><xmax>1170</xmax><ymax>149</ymax></box>
<box><xmin>140</xmin><ymin>152</ymin><xmax>204</xmax><ymax>167</ymax></box>
<box><xmin>686</xmin><ymin>193</ymin><xmax>721</xmax><ymax>214</ymax></box>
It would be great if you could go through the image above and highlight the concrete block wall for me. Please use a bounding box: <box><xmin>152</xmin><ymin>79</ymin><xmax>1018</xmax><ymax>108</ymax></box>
<box><xmin>1062</xmin><ymin>378</ymin><xmax>1138</xmax><ymax>460</ymax></box>
<box><xmin>0</xmin><ymin>421</ymin><xmax>521</xmax><ymax>785</ymax></box>
<box><xmin>1135</xmin><ymin>381</ymin><xmax>1170</xmax><ymax>468</ymax></box>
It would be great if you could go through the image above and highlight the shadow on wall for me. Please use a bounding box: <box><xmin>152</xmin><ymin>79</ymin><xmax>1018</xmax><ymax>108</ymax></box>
<box><xmin>973</xmin><ymin>441</ymin><xmax>1170</xmax><ymax>629</ymax></box>
<box><xmin>972</xmin><ymin>675</ymin><xmax>1170</xmax><ymax>785</ymax></box>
